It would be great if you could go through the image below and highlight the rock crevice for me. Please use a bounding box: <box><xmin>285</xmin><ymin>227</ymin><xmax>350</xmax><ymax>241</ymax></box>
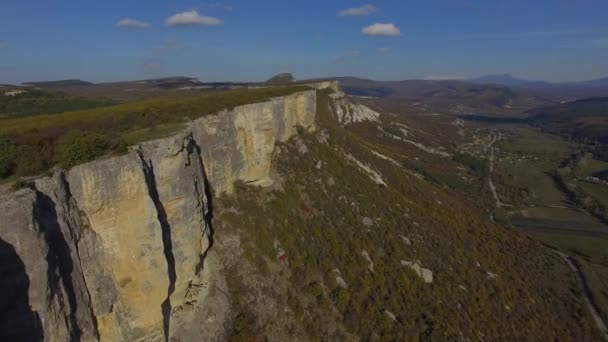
<box><xmin>0</xmin><ymin>88</ymin><xmax>321</xmax><ymax>341</ymax></box>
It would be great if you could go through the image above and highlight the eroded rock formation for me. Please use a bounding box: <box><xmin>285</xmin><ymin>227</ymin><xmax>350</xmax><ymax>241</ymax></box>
<box><xmin>0</xmin><ymin>88</ymin><xmax>319</xmax><ymax>341</ymax></box>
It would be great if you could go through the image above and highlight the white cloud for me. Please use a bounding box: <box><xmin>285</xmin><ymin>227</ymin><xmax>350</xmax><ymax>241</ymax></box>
<box><xmin>166</xmin><ymin>10</ymin><xmax>222</xmax><ymax>26</ymax></box>
<box><xmin>116</xmin><ymin>18</ymin><xmax>150</xmax><ymax>29</ymax></box>
<box><xmin>362</xmin><ymin>23</ymin><xmax>401</xmax><ymax>37</ymax></box>
<box><xmin>351</xmin><ymin>50</ymin><xmax>362</xmax><ymax>56</ymax></box>
<box><xmin>338</xmin><ymin>4</ymin><xmax>376</xmax><ymax>17</ymax></box>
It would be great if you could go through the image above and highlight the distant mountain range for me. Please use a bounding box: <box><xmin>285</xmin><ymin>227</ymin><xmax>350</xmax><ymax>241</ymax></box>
<box><xmin>468</xmin><ymin>74</ymin><xmax>608</xmax><ymax>100</ymax></box>
<box><xmin>22</xmin><ymin>79</ymin><xmax>93</xmax><ymax>87</ymax></box>
<box><xmin>337</xmin><ymin>76</ymin><xmax>554</xmax><ymax>116</ymax></box>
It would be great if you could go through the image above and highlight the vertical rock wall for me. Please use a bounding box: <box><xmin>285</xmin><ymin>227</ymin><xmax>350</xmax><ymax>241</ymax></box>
<box><xmin>0</xmin><ymin>89</ymin><xmax>319</xmax><ymax>341</ymax></box>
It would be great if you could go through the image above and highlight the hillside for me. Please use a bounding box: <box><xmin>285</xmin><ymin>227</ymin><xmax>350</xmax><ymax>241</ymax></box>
<box><xmin>22</xmin><ymin>79</ymin><xmax>93</xmax><ymax>87</ymax></box>
<box><xmin>266</xmin><ymin>73</ymin><xmax>296</xmax><ymax>85</ymax></box>
<box><xmin>0</xmin><ymin>87</ymin><xmax>113</xmax><ymax>119</ymax></box>
<box><xmin>0</xmin><ymin>85</ymin><xmax>308</xmax><ymax>180</ymax></box>
<box><xmin>528</xmin><ymin>97</ymin><xmax>608</xmax><ymax>144</ymax></box>
<box><xmin>338</xmin><ymin>77</ymin><xmax>553</xmax><ymax>117</ymax></box>
<box><xmin>0</xmin><ymin>82</ymin><xmax>605</xmax><ymax>341</ymax></box>
<box><xmin>469</xmin><ymin>74</ymin><xmax>608</xmax><ymax>101</ymax></box>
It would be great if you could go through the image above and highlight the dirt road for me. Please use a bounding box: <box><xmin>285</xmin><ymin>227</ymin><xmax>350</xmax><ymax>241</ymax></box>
<box><xmin>556</xmin><ymin>251</ymin><xmax>608</xmax><ymax>341</ymax></box>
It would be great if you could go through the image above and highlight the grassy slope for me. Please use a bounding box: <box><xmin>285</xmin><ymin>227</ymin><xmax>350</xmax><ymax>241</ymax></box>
<box><xmin>0</xmin><ymin>88</ymin><xmax>113</xmax><ymax>118</ymax></box>
<box><xmin>528</xmin><ymin>97</ymin><xmax>608</xmax><ymax>143</ymax></box>
<box><xmin>0</xmin><ymin>86</ymin><xmax>309</xmax><ymax>179</ymax></box>
<box><xmin>215</xmin><ymin>90</ymin><xmax>600</xmax><ymax>341</ymax></box>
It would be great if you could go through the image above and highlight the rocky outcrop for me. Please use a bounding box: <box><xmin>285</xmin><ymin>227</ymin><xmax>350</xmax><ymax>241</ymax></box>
<box><xmin>307</xmin><ymin>80</ymin><xmax>340</xmax><ymax>92</ymax></box>
<box><xmin>192</xmin><ymin>90</ymin><xmax>316</xmax><ymax>193</ymax></box>
<box><xmin>0</xmin><ymin>88</ymin><xmax>320</xmax><ymax>341</ymax></box>
<box><xmin>329</xmin><ymin>92</ymin><xmax>381</xmax><ymax>125</ymax></box>
<box><xmin>401</xmin><ymin>260</ymin><xmax>433</xmax><ymax>284</ymax></box>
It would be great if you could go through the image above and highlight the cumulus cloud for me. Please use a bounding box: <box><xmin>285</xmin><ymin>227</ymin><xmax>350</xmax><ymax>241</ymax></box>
<box><xmin>338</xmin><ymin>4</ymin><xmax>376</xmax><ymax>17</ymax></box>
<box><xmin>362</xmin><ymin>23</ymin><xmax>401</xmax><ymax>37</ymax></box>
<box><xmin>116</xmin><ymin>18</ymin><xmax>150</xmax><ymax>29</ymax></box>
<box><xmin>166</xmin><ymin>10</ymin><xmax>222</xmax><ymax>26</ymax></box>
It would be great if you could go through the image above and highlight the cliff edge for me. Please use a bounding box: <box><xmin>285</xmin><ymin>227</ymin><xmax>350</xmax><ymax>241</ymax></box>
<box><xmin>0</xmin><ymin>85</ymin><xmax>327</xmax><ymax>341</ymax></box>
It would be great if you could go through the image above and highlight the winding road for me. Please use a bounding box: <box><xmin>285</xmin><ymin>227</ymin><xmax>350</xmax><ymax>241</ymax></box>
<box><xmin>485</xmin><ymin>132</ymin><xmax>607</xmax><ymax>339</ymax></box>
<box><xmin>556</xmin><ymin>251</ymin><xmax>608</xmax><ymax>341</ymax></box>
<box><xmin>487</xmin><ymin>133</ymin><xmax>511</xmax><ymax>208</ymax></box>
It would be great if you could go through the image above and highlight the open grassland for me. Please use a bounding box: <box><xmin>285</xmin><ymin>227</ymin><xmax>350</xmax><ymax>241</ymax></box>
<box><xmin>0</xmin><ymin>88</ymin><xmax>114</xmax><ymax>118</ymax></box>
<box><xmin>496</xmin><ymin>160</ymin><xmax>568</xmax><ymax>206</ymax></box>
<box><xmin>497</xmin><ymin>126</ymin><xmax>574</xmax><ymax>158</ymax></box>
<box><xmin>579</xmin><ymin>182</ymin><xmax>608</xmax><ymax>206</ymax></box>
<box><xmin>511</xmin><ymin>207</ymin><xmax>608</xmax><ymax>259</ymax></box>
<box><xmin>0</xmin><ymin>86</ymin><xmax>309</xmax><ymax>179</ymax></box>
<box><xmin>577</xmin><ymin>158</ymin><xmax>608</xmax><ymax>177</ymax></box>
<box><xmin>0</xmin><ymin>86</ymin><xmax>308</xmax><ymax>137</ymax></box>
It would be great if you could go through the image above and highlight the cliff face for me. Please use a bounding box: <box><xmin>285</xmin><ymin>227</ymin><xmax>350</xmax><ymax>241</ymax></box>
<box><xmin>0</xmin><ymin>89</ymin><xmax>319</xmax><ymax>341</ymax></box>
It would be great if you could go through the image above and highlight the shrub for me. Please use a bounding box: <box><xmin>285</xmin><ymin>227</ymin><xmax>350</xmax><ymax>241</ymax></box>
<box><xmin>453</xmin><ymin>152</ymin><xmax>489</xmax><ymax>176</ymax></box>
<box><xmin>0</xmin><ymin>135</ymin><xmax>17</xmax><ymax>178</ymax></box>
<box><xmin>11</xmin><ymin>179</ymin><xmax>33</xmax><ymax>191</ymax></box>
<box><xmin>59</xmin><ymin>131</ymin><xmax>115</xmax><ymax>168</ymax></box>
<box><xmin>14</xmin><ymin>144</ymin><xmax>48</xmax><ymax>176</ymax></box>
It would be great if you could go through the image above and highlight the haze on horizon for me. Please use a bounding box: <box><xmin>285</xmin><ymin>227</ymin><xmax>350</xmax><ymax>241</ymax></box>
<box><xmin>1</xmin><ymin>0</ymin><xmax>607</xmax><ymax>84</ymax></box>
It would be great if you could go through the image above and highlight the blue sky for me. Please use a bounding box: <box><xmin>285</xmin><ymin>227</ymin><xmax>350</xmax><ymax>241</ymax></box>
<box><xmin>1</xmin><ymin>0</ymin><xmax>607</xmax><ymax>84</ymax></box>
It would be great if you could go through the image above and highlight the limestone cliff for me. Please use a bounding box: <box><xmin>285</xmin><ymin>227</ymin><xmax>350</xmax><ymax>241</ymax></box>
<box><xmin>0</xmin><ymin>88</ymin><xmax>320</xmax><ymax>341</ymax></box>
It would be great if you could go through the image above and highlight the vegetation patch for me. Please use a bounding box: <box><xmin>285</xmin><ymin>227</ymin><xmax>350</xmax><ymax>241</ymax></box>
<box><xmin>0</xmin><ymin>86</ymin><xmax>309</xmax><ymax>178</ymax></box>
<box><xmin>0</xmin><ymin>88</ymin><xmax>112</xmax><ymax>118</ymax></box>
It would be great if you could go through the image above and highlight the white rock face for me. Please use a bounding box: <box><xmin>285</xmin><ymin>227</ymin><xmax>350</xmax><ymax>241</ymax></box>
<box><xmin>330</xmin><ymin>92</ymin><xmax>381</xmax><ymax>125</ymax></box>
<box><xmin>333</xmin><ymin>269</ymin><xmax>348</xmax><ymax>289</ymax></box>
<box><xmin>371</xmin><ymin>150</ymin><xmax>401</xmax><ymax>166</ymax></box>
<box><xmin>487</xmin><ymin>271</ymin><xmax>499</xmax><ymax>280</ymax></box>
<box><xmin>344</xmin><ymin>153</ymin><xmax>386</xmax><ymax>186</ymax></box>
<box><xmin>361</xmin><ymin>250</ymin><xmax>374</xmax><ymax>273</ymax></box>
<box><xmin>401</xmin><ymin>260</ymin><xmax>433</xmax><ymax>284</ymax></box>
<box><xmin>378</xmin><ymin>126</ymin><xmax>451</xmax><ymax>158</ymax></box>
<box><xmin>399</xmin><ymin>235</ymin><xmax>412</xmax><ymax>246</ymax></box>
<box><xmin>192</xmin><ymin>90</ymin><xmax>317</xmax><ymax>193</ymax></box>
<box><xmin>385</xmin><ymin>310</ymin><xmax>398</xmax><ymax>323</ymax></box>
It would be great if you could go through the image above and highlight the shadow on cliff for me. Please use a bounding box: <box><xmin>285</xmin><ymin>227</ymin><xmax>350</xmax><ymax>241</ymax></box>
<box><xmin>0</xmin><ymin>238</ymin><xmax>44</xmax><ymax>341</ymax></box>
<box><xmin>138</xmin><ymin>154</ymin><xmax>176</xmax><ymax>342</ymax></box>
<box><xmin>195</xmin><ymin>143</ymin><xmax>215</xmax><ymax>275</ymax></box>
<box><xmin>34</xmin><ymin>190</ymin><xmax>83</xmax><ymax>341</ymax></box>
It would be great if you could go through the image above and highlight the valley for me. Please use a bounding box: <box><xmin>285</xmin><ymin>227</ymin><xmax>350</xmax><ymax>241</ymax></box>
<box><xmin>2</xmin><ymin>2</ymin><xmax>607</xmax><ymax>341</ymax></box>
<box><xmin>1</xmin><ymin>77</ymin><xmax>607</xmax><ymax>341</ymax></box>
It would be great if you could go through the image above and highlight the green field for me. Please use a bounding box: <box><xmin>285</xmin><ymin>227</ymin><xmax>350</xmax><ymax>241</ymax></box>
<box><xmin>511</xmin><ymin>207</ymin><xmax>608</xmax><ymax>259</ymax></box>
<box><xmin>579</xmin><ymin>182</ymin><xmax>608</xmax><ymax>206</ymax></box>
<box><xmin>497</xmin><ymin>160</ymin><xmax>568</xmax><ymax>206</ymax></box>
<box><xmin>497</xmin><ymin>126</ymin><xmax>574</xmax><ymax>159</ymax></box>
<box><xmin>577</xmin><ymin>158</ymin><xmax>608</xmax><ymax>177</ymax></box>
<box><xmin>0</xmin><ymin>88</ymin><xmax>113</xmax><ymax>118</ymax></box>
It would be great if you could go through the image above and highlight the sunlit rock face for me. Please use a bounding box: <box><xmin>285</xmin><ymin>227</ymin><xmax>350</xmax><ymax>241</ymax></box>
<box><xmin>0</xmin><ymin>87</ymin><xmax>322</xmax><ymax>341</ymax></box>
<box><xmin>192</xmin><ymin>90</ymin><xmax>316</xmax><ymax>193</ymax></box>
